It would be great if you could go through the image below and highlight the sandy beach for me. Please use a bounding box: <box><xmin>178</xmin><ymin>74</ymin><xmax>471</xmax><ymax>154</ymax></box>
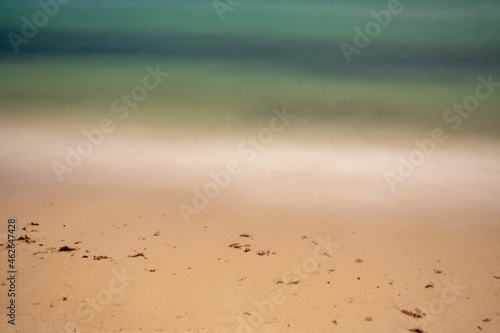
<box><xmin>1</xmin><ymin>120</ymin><xmax>499</xmax><ymax>333</ymax></box>
<box><xmin>1</xmin><ymin>0</ymin><xmax>500</xmax><ymax>331</ymax></box>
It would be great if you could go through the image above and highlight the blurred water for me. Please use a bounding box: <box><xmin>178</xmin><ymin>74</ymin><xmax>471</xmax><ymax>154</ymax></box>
<box><xmin>0</xmin><ymin>0</ymin><xmax>499</xmax><ymax>133</ymax></box>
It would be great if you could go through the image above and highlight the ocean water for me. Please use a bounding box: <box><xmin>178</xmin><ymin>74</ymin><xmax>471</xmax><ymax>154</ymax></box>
<box><xmin>0</xmin><ymin>0</ymin><xmax>499</xmax><ymax>134</ymax></box>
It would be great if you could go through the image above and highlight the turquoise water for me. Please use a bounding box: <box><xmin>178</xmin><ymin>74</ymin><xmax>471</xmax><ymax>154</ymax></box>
<box><xmin>0</xmin><ymin>0</ymin><xmax>499</xmax><ymax>133</ymax></box>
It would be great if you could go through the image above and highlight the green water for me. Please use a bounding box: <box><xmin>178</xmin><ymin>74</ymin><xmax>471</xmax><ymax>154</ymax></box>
<box><xmin>0</xmin><ymin>0</ymin><xmax>499</xmax><ymax>133</ymax></box>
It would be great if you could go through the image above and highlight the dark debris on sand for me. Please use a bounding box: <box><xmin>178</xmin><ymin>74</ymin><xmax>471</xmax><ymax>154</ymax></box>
<box><xmin>128</xmin><ymin>253</ymin><xmax>147</xmax><ymax>259</ymax></box>
<box><xmin>58</xmin><ymin>246</ymin><xmax>76</xmax><ymax>252</ymax></box>
<box><xmin>229</xmin><ymin>243</ymin><xmax>251</xmax><ymax>252</ymax></box>
<box><xmin>93</xmin><ymin>255</ymin><xmax>111</xmax><ymax>260</ymax></box>
<box><xmin>257</xmin><ymin>250</ymin><xmax>275</xmax><ymax>256</ymax></box>
<box><xmin>18</xmin><ymin>235</ymin><xmax>35</xmax><ymax>243</ymax></box>
<box><xmin>401</xmin><ymin>309</ymin><xmax>425</xmax><ymax>319</ymax></box>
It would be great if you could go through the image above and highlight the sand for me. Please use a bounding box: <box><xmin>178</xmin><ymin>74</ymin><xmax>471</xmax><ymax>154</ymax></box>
<box><xmin>1</xmin><ymin>120</ymin><xmax>499</xmax><ymax>333</ymax></box>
